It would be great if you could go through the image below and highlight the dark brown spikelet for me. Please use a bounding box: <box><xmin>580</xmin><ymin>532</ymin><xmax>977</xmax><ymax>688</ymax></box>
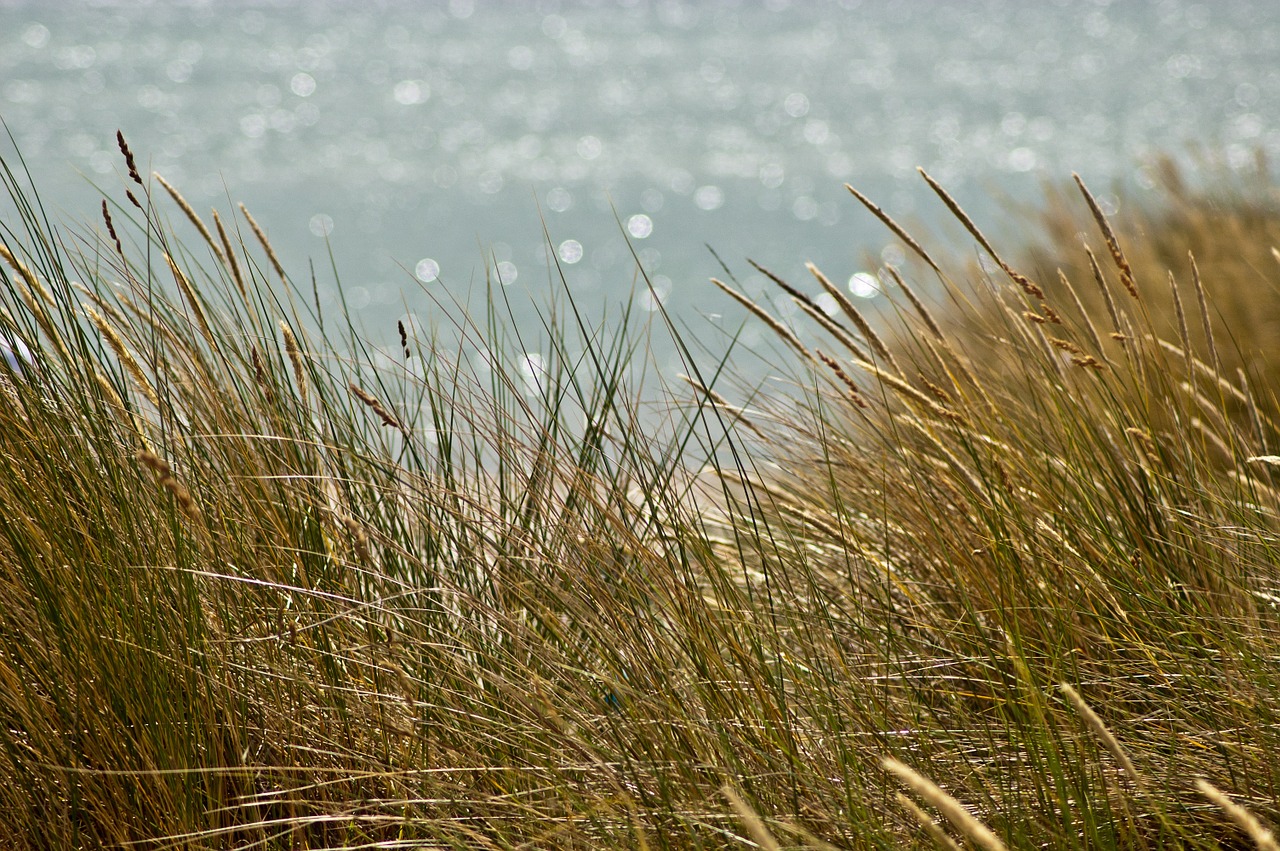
<box><xmin>101</xmin><ymin>201</ymin><xmax>123</xmax><ymax>256</ymax></box>
<box><xmin>126</xmin><ymin>190</ymin><xmax>143</xmax><ymax>211</ymax></box>
<box><xmin>350</xmin><ymin>382</ymin><xmax>409</xmax><ymax>435</ymax></box>
<box><xmin>251</xmin><ymin>346</ymin><xmax>273</xmax><ymax>400</ymax></box>
<box><xmin>398</xmin><ymin>320</ymin><xmax>410</xmax><ymax>359</ymax></box>
<box><xmin>116</xmin><ymin>130</ymin><xmax>143</xmax><ymax>187</ymax></box>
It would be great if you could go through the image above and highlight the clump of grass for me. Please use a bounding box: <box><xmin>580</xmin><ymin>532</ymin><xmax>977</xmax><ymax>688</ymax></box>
<box><xmin>0</xmin><ymin>133</ymin><xmax>1278</xmax><ymax>849</ymax></box>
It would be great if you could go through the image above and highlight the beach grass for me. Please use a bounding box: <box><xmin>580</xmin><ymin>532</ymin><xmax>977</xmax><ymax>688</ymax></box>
<box><xmin>0</xmin><ymin>134</ymin><xmax>1278</xmax><ymax>848</ymax></box>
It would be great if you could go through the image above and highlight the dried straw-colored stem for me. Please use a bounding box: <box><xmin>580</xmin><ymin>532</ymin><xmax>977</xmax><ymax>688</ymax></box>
<box><xmin>791</xmin><ymin>296</ymin><xmax>869</xmax><ymax>362</ymax></box>
<box><xmin>884</xmin><ymin>264</ymin><xmax>944</xmax><ymax>340</ymax></box>
<box><xmin>900</xmin><ymin>414</ymin><xmax>986</xmax><ymax>496</ymax></box>
<box><xmin>1196</xmin><ymin>780</ymin><xmax>1280</xmax><ymax>851</ymax></box>
<box><xmin>844</xmin><ymin>183</ymin><xmax>944</xmax><ymax>277</ymax></box>
<box><xmin>1149</xmin><ymin>341</ymin><xmax>1248</xmax><ymax>406</ymax></box>
<box><xmin>1191</xmin><ymin>414</ymin><xmax>1234</xmax><ymax>463</ymax></box>
<box><xmin>153</xmin><ymin>172</ymin><xmax>228</xmax><ymax>268</ymax></box>
<box><xmin>92</xmin><ymin>368</ymin><xmax>128</xmax><ymax>414</ymax></box>
<box><xmin>713</xmin><ymin>467</ymin><xmax>847</xmax><ymax>541</ymax></box>
<box><xmin>280</xmin><ymin>319</ymin><xmax>309</xmax><ymax>406</ymax></box>
<box><xmin>881</xmin><ymin>758</ymin><xmax>1008</xmax><ymax>851</ymax></box>
<box><xmin>917</xmin><ymin>167</ymin><xmax>1044</xmax><ymax>300</ymax></box>
<box><xmin>1188</xmin><ymin>251</ymin><xmax>1219</xmax><ymax>375</ymax></box>
<box><xmin>1239</xmin><ymin>367</ymin><xmax>1268</xmax><ymax>453</ymax></box>
<box><xmin>71</xmin><ymin>282</ymin><xmax>128</xmax><ymax>328</ymax></box>
<box><xmin>721</xmin><ymin>786</ymin><xmax>782</xmax><ymax>851</ymax></box>
<box><xmin>1057</xmin><ymin>268</ymin><xmax>1106</xmax><ymax>357</ymax></box>
<box><xmin>212</xmin><ymin>209</ymin><xmax>246</xmax><ymax>299</ymax></box>
<box><xmin>807</xmin><ymin>262</ymin><xmax>900</xmax><ymax>373</ymax></box>
<box><xmin>6</xmin><ymin>250</ymin><xmax>70</xmax><ymax>366</ymax></box>
<box><xmin>1085</xmin><ymin>246</ymin><xmax>1123</xmax><ymax>336</ymax></box>
<box><xmin>747</xmin><ymin>261</ymin><xmax>865</xmax><ymax>360</ymax></box>
<box><xmin>1074</xmin><ymin>173</ymin><xmax>1136</xmax><ymax>298</ymax></box>
<box><xmin>337</xmin><ymin>512</ymin><xmax>372</xmax><ymax>564</ymax></box>
<box><xmin>0</xmin><ymin>244</ymin><xmax>48</xmax><ymax>304</ymax></box>
<box><xmin>749</xmin><ymin>259</ymin><xmax>813</xmax><ymax>307</ymax></box>
<box><xmin>677</xmin><ymin>373</ymin><xmax>767</xmax><ymax>439</ymax></box>
<box><xmin>95</xmin><ymin>369</ymin><xmax>151</xmax><ymax>448</ymax></box>
<box><xmin>85</xmin><ymin>304</ymin><xmax>159</xmax><ymax>408</ymax></box>
<box><xmin>815</xmin><ymin>350</ymin><xmax>868</xmax><ymax>408</ymax></box>
<box><xmin>1060</xmin><ymin>684</ymin><xmax>1143</xmax><ymax>791</ymax></box>
<box><xmin>895</xmin><ymin>792</ymin><xmax>963</xmax><ymax>851</ymax></box>
<box><xmin>165</xmin><ymin>253</ymin><xmax>214</xmax><ymax>348</ymax></box>
<box><xmin>136</xmin><ymin>449</ymin><xmax>200</xmax><ymax>521</ymax></box>
<box><xmin>857</xmin><ymin>358</ymin><xmax>964</xmax><ymax>423</ymax></box>
<box><xmin>112</xmin><ymin>287</ymin><xmax>189</xmax><ymax>357</ymax></box>
<box><xmin>239</xmin><ymin>202</ymin><xmax>287</xmax><ymax>282</ymax></box>
<box><xmin>711</xmin><ymin>277</ymin><xmax>814</xmax><ymax>364</ymax></box>
<box><xmin>1166</xmin><ymin>271</ymin><xmax>1194</xmax><ymax>385</ymax></box>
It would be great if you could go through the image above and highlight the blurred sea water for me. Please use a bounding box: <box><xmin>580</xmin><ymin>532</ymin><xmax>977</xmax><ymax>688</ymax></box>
<box><xmin>1</xmin><ymin>0</ymin><xmax>1277</xmax><ymax>374</ymax></box>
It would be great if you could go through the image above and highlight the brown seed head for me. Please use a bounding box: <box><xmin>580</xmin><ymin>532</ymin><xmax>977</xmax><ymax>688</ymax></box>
<box><xmin>116</xmin><ymin>130</ymin><xmax>143</xmax><ymax>187</ymax></box>
<box><xmin>101</xmin><ymin>200</ymin><xmax>124</xmax><ymax>256</ymax></box>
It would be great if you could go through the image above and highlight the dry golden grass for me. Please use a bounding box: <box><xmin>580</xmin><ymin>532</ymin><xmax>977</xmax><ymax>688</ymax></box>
<box><xmin>0</xmin><ymin>136</ymin><xmax>1277</xmax><ymax>849</ymax></box>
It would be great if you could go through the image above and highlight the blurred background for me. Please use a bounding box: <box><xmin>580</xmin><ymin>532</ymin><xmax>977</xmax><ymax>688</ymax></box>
<box><xmin>1</xmin><ymin>0</ymin><xmax>1276</xmax><ymax>373</ymax></box>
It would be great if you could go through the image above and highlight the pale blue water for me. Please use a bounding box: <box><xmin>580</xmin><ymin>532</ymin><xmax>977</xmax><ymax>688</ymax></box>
<box><xmin>2</xmin><ymin>0</ymin><xmax>1277</xmax><ymax>373</ymax></box>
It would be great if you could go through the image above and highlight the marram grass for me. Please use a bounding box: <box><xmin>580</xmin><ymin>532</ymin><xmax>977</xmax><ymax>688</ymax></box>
<box><xmin>0</xmin><ymin>135</ymin><xmax>1278</xmax><ymax>849</ymax></box>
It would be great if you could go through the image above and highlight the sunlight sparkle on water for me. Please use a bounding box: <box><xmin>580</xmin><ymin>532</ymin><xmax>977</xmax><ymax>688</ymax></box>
<box><xmin>694</xmin><ymin>185</ymin><xmax>723</xmax><ymax>211</ymax></box>
<box><xmin>849</xmin><ymin>272</ymin><xmax>878</xmax><ymax>299</ymax></box>
<box><xmin>626</xmin><ymin>214</ymin><xmax>653</xmax><ymax>239</ymax></box>
<box><xmin>415</xmin><ymin>258</ymin><xmax>440</xmax><ymax>282</ymax></box>
<box><xmin>558</xmin><ymin>239</ymin><xmax>583</xmax><ymax>264</ymax></box>
<box><xmin>308</xmin><ymin>213</ymin><xmax>334</xmax><ymax>237</ymax></box>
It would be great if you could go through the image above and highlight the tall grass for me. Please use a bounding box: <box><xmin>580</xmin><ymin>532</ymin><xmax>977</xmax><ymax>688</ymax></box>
<box><xmin>0</xmin><ymin>134</ymin><xmax>1278</xmax><ymax>849</ymax></box>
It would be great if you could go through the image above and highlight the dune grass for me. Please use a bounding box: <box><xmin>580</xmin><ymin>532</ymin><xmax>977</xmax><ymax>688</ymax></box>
<box><xmin>0</xmin><ymin>134</ymin><xmax>1279</xmax><ymax>848</ymax></box>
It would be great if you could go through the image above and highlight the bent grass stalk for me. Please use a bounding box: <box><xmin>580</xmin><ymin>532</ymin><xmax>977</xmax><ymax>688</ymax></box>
<box><xmin>882</xmin><ymin>758</ymin><xmax>1008</xmax><ymax>851</ymax></box>
<box><xmin>154</xmin><ymin>171</ymin><xmax>228</xmax><ymax>268</ymax></box>
<box><xmin>1060</xmin><ymin>683</ymin><xmax>1144</xmax><ymax>791</ymax></box>
<box><xmin>239</xmin><ymin>201</ymin><xmax>287</xmax><ymax>283</ymax></box>
<box><xmin>711</xmin><ymin>275</ymin><xmax>815</xmax><ymax>363</ymax></box>
<box><xmin>1197</xmin><ymin>780</ymin><xmax>1280</xmax><ymax>851</ymax></box>
<box><xmin>84</xmin><ymin>303</ymin><xmax>160</xmax><ymax>408</ymax></box>
<box><xmin>896</xmin><ymin>792</ymin><xmax>964</xmax><ymax>851</ymax></box>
